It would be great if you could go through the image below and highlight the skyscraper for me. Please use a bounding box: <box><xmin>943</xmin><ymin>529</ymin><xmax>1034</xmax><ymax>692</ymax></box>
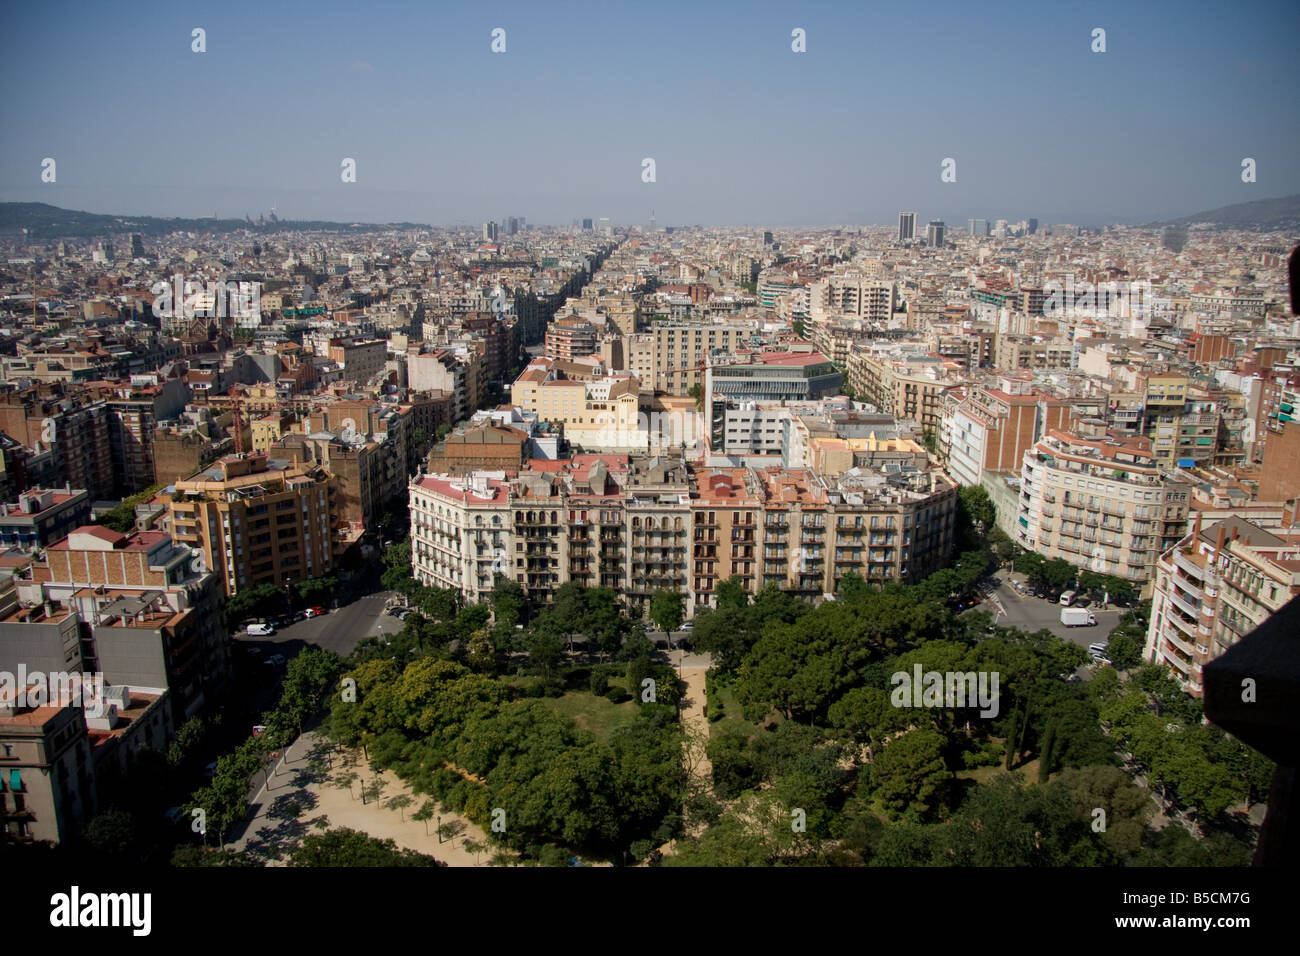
<box><xmin>926</xmin><ymin>220</ymin><xmax>945</xmax><ymax>248</ymax></box>
<box><xmin>968</xmin><ymin>218</ymin><xmax>988</xmax><ymax>237</ymax></box>
<box><xmin>582</xmin><ymin>218</ymin><xmax>593</xmax><ymax>230</ymax></box>
<box><xmin>898</xmin><ymin>212</ymin><xmax>916</xmax><ymax>241</ymax></box>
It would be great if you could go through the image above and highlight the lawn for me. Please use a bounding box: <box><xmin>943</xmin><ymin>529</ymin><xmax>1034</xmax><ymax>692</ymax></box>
<box><xmin>538</xmin><ymin>690</ymin><xmax>641</xmax><ymax>743</ymax></box>
<box><xmin>708</xmin><ymin>678</ymin><xmax>761</xmax><ymax>736</ymax></box>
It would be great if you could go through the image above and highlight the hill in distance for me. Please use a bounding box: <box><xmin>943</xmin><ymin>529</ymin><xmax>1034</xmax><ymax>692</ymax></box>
<box><xmin>0</xmin><ymin>202</ymin><xmax>430</xmax><ymax>240</ymax></box>
<box><xmin>1144</xmin><ymin>194</ymin><xmax>1300</xmax><ymax>232</ymax></box>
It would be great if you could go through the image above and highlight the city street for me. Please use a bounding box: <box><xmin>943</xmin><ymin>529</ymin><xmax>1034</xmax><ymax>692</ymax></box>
<box><xmin>978</xmin><ymin>573</ymin><xmax>1126</xmax><ymax>649</ymax></box>
<box><xmin>232</xmin><ymin>589</ymin><xmax>405</xmax><ymax>662</ymax></box>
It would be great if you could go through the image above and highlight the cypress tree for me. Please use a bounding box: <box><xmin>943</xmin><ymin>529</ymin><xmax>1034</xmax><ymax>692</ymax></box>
<box><xmin>1038</xmin><ymin>719</ymin><xmax>1056</xmax><ymax>783</ymax></box>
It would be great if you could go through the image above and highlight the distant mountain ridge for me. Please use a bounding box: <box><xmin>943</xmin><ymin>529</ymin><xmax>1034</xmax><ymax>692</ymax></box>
<box><xmin>1144</xmin><ymin>194</ymin><xmax>1300</xmax><ymax>232</ymax></box>
<box><xmin>0</xmin><ymin>202</ymin><xmax>430</xmax><ymax>239</ymax></box>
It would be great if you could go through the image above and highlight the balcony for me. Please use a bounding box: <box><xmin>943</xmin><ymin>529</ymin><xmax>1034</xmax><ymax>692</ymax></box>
<box><xmin>1168</xmin><ymin>590</ymin><xmax>1200</xmax><ymax>620</ymax></box>
<box><xmin>1163</xmin><ymin>645</ymin><xmax>1194</xmax><ymax>675</ymax></box>
<box><xmin>1168</xmin><ymin>610</ymin><xmax>1198</xmax><ymax>639</ymax></box>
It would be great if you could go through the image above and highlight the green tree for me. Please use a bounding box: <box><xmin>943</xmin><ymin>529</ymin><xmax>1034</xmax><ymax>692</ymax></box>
<box><xmin>649</xmin><ymin>588</ymin><xmax>684</xmax><ymax>634</ymax></box>
<box><xmin>85</xmin><ymin>808</ymin><xmax>136</xmax><ymax>857</ymax></box>
<box><xmin>167</xmin><ymin>716</ymin><xmax>207</xmax><ymax>768</ymax></box>
<box><xmin>958</xmin><ymin>485</ymin><xmax>995</xmax><ymax>536</ymax></box>
<box><xmin>385</xmin><ymin>794</ymin><xmax>413</xmax><ymax>822</ymax></box>
<box><xmin>868</xmin><ymin>729</ymin><xmax>952</xmax><ymax>822</ymax></box>
<box><xmin>714</xmin><ymin>576</ymin><xmax>749</xmax><ymax>612</ymax></box>
<box><xmin>171</xmin><ymin>845</ymin><xmax>260</xmax><ymax>867</ymax></box>
<box><xmin>289</xmin><ymin>827</ymin><xmax>442</xmax><ymax>866</ymax></box>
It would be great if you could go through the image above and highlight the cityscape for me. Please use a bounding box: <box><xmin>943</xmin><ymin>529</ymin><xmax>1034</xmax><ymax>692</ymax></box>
<box><xmin>0</xmin><ymin>0</ymin><xmax>1297</xmax><ymax>915</ymax></box>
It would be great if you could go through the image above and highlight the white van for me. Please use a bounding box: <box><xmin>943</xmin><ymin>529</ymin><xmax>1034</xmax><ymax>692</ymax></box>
<box><xmin>246</xmin><ymin>622</ymin><xmax>275</xmax><ymax>637</ymax></box>
<box><xmin>1060</xmin><ymin>590</ymin><xmax>1077</xmax><ymax>606</ymax></box>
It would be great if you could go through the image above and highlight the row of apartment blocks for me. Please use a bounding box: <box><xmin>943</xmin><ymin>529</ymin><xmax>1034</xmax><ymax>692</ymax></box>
<box><xmin>409</xmin><ymin>455</ymin><xmax>958</xmax><ymax>615</ymax></box>
<box><xmin>1145</xmin><ymin>511</ymin><xmax>1300</xmax><ymax>698</ymax></box>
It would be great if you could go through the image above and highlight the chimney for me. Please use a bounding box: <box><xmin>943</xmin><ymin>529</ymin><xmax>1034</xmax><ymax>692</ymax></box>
<box><xmin>1215</xmin><ymin>522</ymin><xmax>1226</xmax><ymax>560</ymax></box>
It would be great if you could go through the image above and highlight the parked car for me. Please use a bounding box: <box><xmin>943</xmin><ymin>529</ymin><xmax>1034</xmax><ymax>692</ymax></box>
<box><xmin>246</xmin><ymin>646</ymin><xmax>264</xmax><ymax>657</ymax></box>
<box><xmin>246</xmin><ymin>622</ymin><xmax>275</xmax><ymax>637</ymax></box>
<box><xmin>202</xmin><ymin>761</ymin><xmax>218</xmax><ymax>780</ymax></box>
<box><xmin>163</xmin><ymin>806</ymin><xmax>187</xmax><ymax>827</ymax></box>
<box><xmin>676</xmin><ymin>638</ymin><xmax>692</xmax><ymax>652</ymax></box>
<box><xmin>653</xmin><ymin>639</ymin><xmax>669</xmax><ymax>650</ymax></box>
<box><xmin>679</xmin><ymin>621</ymin><xmax>694</xmax><ymax>632</ymax></box>
<box><xmin>268</xmin><ymin>615</ymin><xmax>291</xmax><ymax>629</ymax></box>
<box><xmin>304</xmin><ymin>606</ymin><xmax>326</xmax><ymax>618</ymax></box>
<box><xmin>265</xmin><ymin>654</ymin><xmax>286</xmax><ymax>666</ymax></box>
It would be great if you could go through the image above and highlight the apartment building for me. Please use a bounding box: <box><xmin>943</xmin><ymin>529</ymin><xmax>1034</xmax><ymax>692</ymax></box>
<box><xmin>327</xmin><ymin>339</ymin><xmax>388</xmax><ymax>386</ymax></box>
<box><xmin>426</xmin><ymin>422</ymin><xmax>531</xmax><ymax>476</ymax></box>
<box><xmin>407</xmin><ymin>347</ymin><xmax>484</xmax><ymax>424</ymax></box>
<box><xmin>0</xmin><ymin>489</ymin><xmax>92</xmax><ymax>552</ymax></box>
<box><xmin>0</xmin><ymin>693</ymin><xmax>95</xmax><ymax>844</ymax></box>
<box><xmin>97</xmin><ymin>377</ymin><xmax>189</xmax><ymax>495</ymax></box>
<box><xmin>1145</xmin><ymin>513</ymin><xmax>1300</xmax><ymax>697</ymax></box>
<box><xmin>511</xmin><ymin>360</ymin><xmax>645</xmax><ymax>451</ymax></box>
<box><xmin>167</xmin><ymin>454</ymin><xmax>338</xmax><ymax>595</ymax></box>
<box><xmin>1015</xmin><ymin>430</ymin><xmax>1191</xmax><ymax>590</ymax></box>
<box><xmin>939</xmin><ymin>376</ymin><xmax>1073</xmax><ymax>487</ymax></box>
<box><xmin>410</xmin><ymin>455</ymin><xmax>958</xmax><ymax>614</ymax></box>
<box><xmin>848</xmin><ymin>351</ymin><xmax>954</xmax><ymax>436</ymax></box>
<box><xmin>0</xmin><ymin>680</ymin><xmax>172</xmax><ymax>845</ymax></box>
<box><xmin>808</xmin><ymin>276</ymin><xmax>897</xmax><ymax>323</ymax></box>
<box><xmin>10</xmin><ymin>523</ymin><xmax>230</xmax><ymax>718</ymax></box>
<box><xmin>628</xmin><ymin>322</ymin><xmax>752</xmax><ymax>396</ymax></box>
<box><xmin>0</xmin><ymin>392</ymin><xmax>115</xmax><ymax>501</ymax></box>
<box><xmin>545</xmin><ymin>317</ymin><xmax>600</xmax><ymax>362</ymax></box>
<box><xmin>992</xmin><ymin>334</ymin><xmax>1075</xmax><ymax>371</ymax></box>
<box><xmin>409</xmin><ymin>472</ymin><xmax>512</xmax><ymax>606</ymax></box>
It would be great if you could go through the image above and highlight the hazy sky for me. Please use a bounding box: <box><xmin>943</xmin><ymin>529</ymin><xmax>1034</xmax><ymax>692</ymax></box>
<box><xmin>2</xmin><ymin>0</ymin><xmax>1297</xmax><ymax>227</ymax></box>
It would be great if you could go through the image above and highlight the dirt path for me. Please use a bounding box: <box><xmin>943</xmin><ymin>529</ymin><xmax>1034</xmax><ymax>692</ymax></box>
<box><xmin>679</xmin><ymin>665</ymin><xmax>712</xmax><ymax>787</ymax></box>
<box><xmin>235</xmin><ymin>736</ymin><xmax>500</xmax><ymax>866</ymax></box>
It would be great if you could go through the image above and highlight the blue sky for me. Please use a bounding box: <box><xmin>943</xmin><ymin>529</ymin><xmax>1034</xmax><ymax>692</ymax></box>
<box><xmin>2</xmin><ymin>0</ymin><xmax>1297</xmax><ymax>227</ymax></box>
